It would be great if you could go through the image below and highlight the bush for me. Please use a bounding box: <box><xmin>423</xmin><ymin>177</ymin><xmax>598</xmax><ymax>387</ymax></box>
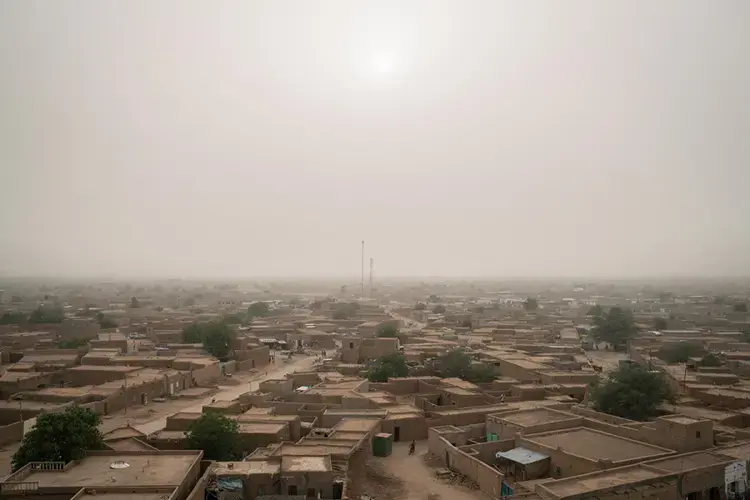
<box><xmin>377</xmin><ymin>325</ymin><xmax>399</xmax><ymax>338</ymax></box>
<box><xmin>13</xmin><ymin>407</ymin><xmax>104</xmax><ymax>471</ymax></box>
<box><xmin>658</xmin><ymin>342</ymin><xmax>704</xmax><ymax>364</ymax></box>
<box><xmin>366</xmin><ymin>353</ymin><xmax>409</xmax><ymax>382</ymax></box>
<box><xmin>590</xmin><ymin>364</ymin><xmax>675</xmax><ymax>421</ymax></box>
<box><xmin>186</xmin><ymin>413</ymin><xmax>240</xmax><ymax>460</ymax></box>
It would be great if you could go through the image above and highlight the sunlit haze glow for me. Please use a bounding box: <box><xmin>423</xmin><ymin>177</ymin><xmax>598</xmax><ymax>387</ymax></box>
<box><xmin>0</xmin><ymin>1</ymin><xmax>748</xmax><ymax>279</ymax></box>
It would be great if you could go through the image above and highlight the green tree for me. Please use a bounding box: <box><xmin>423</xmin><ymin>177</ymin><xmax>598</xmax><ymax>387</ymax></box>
<box><xmin>465</xmin><ymin>364</ymin><xmax>496</xmax><ymax>383</ymax></box>
<box><xmin>699</xmin><ymin>353</ymin><xmax>722</xmax><ymax>367</ymax></box>
<box><xmin>58</xmin><ymin>338</ymin><xmax>89</xmax><ymax>349</ymax></box>
<box><xmin>201</xmin><ymin>323</ymin><xmax>236</xmax><ymax>359</ymax></box>
<box><xmin>185</xmin><ymin>413</ymin><xmax>240</xmax><ymax>460</ymax></box>
<box><xmin>590</xmin><ymin>363</ymin><xmax>675</xmax><ymax>421</ymax></box>
<box><xmin>714</xmin><ymin>296</ymin><xmax>727</xmax><ymax>305</ymax></box>
<box><xmin>428</xmin><ymin>294</ymin><xmax>441</xmax><ymax>302</ymax></box>
<box><xmin>440</xmin><ymin>348</ymin><xmax>472</xmax><ymax>378</ymax></box>
<box><xmin>523</xmin><ymin>298</ymin><xmax>538</xmax><ymax>311</ymax></box>
<box><xmin>377</xmin><ymin>324</ymin><xmax>399</xmax><ymax>338</ymax></box>
<box><xmin>96</xmin><ymin>312</ymin><xmax>117</xmax><ymax>329</ymax></box>
<box><xmin>130</xmin><ymin>297</ymin><xmax>141</xmax><ymax>308</ymax></box>
<box><xmin>221</xmin><ymin>314</ymin><xmax>245</xmax><ymax>325</ymax></box>
<box><xmin>586</xmin><ymin>305</ymin><xmax>603</xmax><ymax>317</ymax></box>
<box><xmin>366</xmin><ymin>353</ymin><xmax>409</xmax><ymax>382</ymax></box>
<box><xmin>13</xmin><ymin>406</ymin><xmax>105</xmax><ymax>471</ymax></box>
<box><xmin>247</xmin><ymin>302</ymin><xmax>270</xmax><ymax>319</ymax></box>
<box><xmin>461</xmin><ymin>319</ymin><xmax>473</xmax><ymax>328</ymax></box>
<box><xmin>181</xmin><ymin>322</ymin><xmax>236</xmax><ymax>359</ymax></box>
<box><xmin>437</xmin><ymin>349</ymin><xmax>494</xmax><ymax>382</ymax></box>
<box><xmin>28</xmin><ymin>306</ymin><xmax>64</xmax><ymax>324</ymax></box>
<box><xmin>432</xmin><ymin>304</ymin><xmax>446</xmax><ymax>314</ymax></box>
<box><xmin>182</xmin><ymin>324</ymin><xmax>204</xmax><ymax>343</ymax></box>
<box><xmin>332</xmin><ymin>302</ymin><xmax>359</xmax><ymax>320</ymax></box>
<box><xmin>414</xmin><ymin>302</ymin><xmax>427</xmax><ymax>310</ymax></box>
<box><xmin>591</xmin><ymin>307</ymin><xmax>637</xmax><ymax>348</ymax></box>
<box><xmin>734</xmin><ymin>303</ymin><xmax>748</xmax><ymax>313</ymax></box>
<box><xmin>652</xmin><ymin>317</ymin><xmax>668</xmax><ymax>330</ymax></box>
<box><xmin>0</xmin><ymin>311</ymin><xmax>27</xmax><ymax>325</ymax></box>
<box><xmin>658</xmin><ymin>342</ymin><xmax>704</xmax><ymax>363</ymax></box>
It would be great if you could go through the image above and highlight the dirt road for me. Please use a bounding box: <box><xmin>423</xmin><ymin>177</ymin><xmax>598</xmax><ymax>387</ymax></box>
<box><xmin>134</xmin><ymin>354</ymin><xmax>317</xmax><ymax>434</ymax></box>
<box><xmin>352</xmin><ymin>441</ymin><xmax>488</xmax><ymax>500</ymax></box>
<box><xmin>20</xmin><ymin>354</ymin><xmax>318</xmax><ymax>437</ymax></box>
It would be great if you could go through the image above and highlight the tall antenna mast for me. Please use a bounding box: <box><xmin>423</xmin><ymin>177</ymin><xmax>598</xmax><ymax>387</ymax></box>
<box><xmin>369</xmin><ymin>257</ymin><xmax>374</xmax><ymax>297</ymax></box>
<box><xmin>360</xmin><ymin>240</ymin><xmax>365</xmax><ymax>296</ymax></box>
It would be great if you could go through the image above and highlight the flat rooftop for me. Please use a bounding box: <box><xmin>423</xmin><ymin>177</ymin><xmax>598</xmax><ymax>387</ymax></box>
<box><xmin>237</xmin><ymin>423</ymin><xmax>286</xmax><ymax>434</ymax></box>
<box><xmin>68</xmin><ymin>365</ymin><xmax>142</xmax><ymax>373</ymax></box>
<box><xmin>717</xmin><ymin>441</ymin><xmax>750</xmax><ymax>460</ymax></box>
<box><xmin>334</xmin><ymin>418</ymin><xmax>380</xmax><ymax>432</ymax></box>
<box><xmin>281</xmin><ymin>455</ymin><xmax>331</xmax><ymax>473</ymax></box>
<box><xmin>18</xmin><ymin>452</ymin><xmax>200</xmax><ymax>488</ymax></box>
<box><xmin>526</xmin><ymin>427</ymin><xmax>672</xmax><ymax>463</ymax></box>
<box><xmin>659</xmin><ymin>415</ymin><xmax>702</xmax><ymax>426</ymax></box>
<box><xmin>647</xmin><ymin>452</ymin><xmax>733</xmax><ymax>472</ymax></box>
<box><xmin>211</xmin><ymin>460</ymin><xmax>280</xmax><ymax>476</ymax></box>
<box><xmin>540</xmin><ymin>464</ymin><xmax>663</xmax><ymax>497</ymax></box>
<box><xmin>75</xmin><ymin>490</ymin><xmax>176</xmax><ymax>500</ymax></box>
<box><xmin>442</xmin><ymin>387</ymin><xmax>476</xmax><ymax>396</ymax></box>
<box><xmin>501</xmin><ymin>409</ymin><xmax>578</xmax><ymax>427</ymax></box>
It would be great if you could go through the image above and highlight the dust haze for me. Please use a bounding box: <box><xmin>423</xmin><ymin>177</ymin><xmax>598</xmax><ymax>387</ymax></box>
<box><xmin>1</xmin><ymin>1</ymin><xmax>748</xmax><ymax>278</ymax></box>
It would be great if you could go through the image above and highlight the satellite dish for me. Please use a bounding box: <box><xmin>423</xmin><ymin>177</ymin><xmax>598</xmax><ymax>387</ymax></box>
<box><xmin>110</xmin><ymin>461</ymin><xmax>130</xmax><ymax>469</ymax></box>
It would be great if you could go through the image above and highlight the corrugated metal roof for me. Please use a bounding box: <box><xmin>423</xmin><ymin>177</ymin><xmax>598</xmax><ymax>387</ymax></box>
<box><xmin>496</xmin><ymin>447</ymin><xmax>549</xmax><ymax>465</ymax></box>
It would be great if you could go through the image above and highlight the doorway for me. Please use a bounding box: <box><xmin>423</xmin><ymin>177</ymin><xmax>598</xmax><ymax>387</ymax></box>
<box><xmin>332</xmin><ymin>481</ymin><xmax>344</xmax><ymax>499</ymax></box>
<box><xmin>140</xmin><ymin>393</ymin><xmax>147</xmax><ymax>405</ymax></box>
<box><xmin>394</xmin><ymin>427</ymin><xmax>401</xmax><ymax>442</ymax></box>
<box><xmin>288</xmin><ymin>486</ymin><xmax>298</xmax><ymax>495</ymax></box>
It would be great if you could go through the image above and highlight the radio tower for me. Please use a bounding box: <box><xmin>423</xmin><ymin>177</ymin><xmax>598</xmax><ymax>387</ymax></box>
<box><xmin>369</xmin><ymin>258</ymin><xmax>374</xmax><ymax>297</ymax></box>
<box><xmin>360</xmin><ymin>240</ymin><xmax>365</xmax><ymax>297</ymax></box>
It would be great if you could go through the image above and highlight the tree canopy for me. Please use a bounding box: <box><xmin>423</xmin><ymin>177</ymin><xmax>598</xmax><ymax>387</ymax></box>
<box><xmin>414</xmin><ymin>302</ymin><xmax>427</xmax><ymax>310</ymax></box>
<box><xmin>438</xmin><ymin>348</ymin><xmax>496</xmax><ymax>383</ymax></box>
<box><xmin>130</xmin><ymin>297</ymin><xmax>141</xmax><ymax>308</ymax></box>
<box><xmin>652</xmin><ymin>317</ymin><xmax>668</xmax><ymax>330</ymax></box>
<box><xmin>220</xmin><ymin>314</ymin><xmax>246</xmax><ymax>326</ymax></box>
<box><xmin>432</xmin><ymin>304</ymin><xmax>446</xmax><ymax>314</ymax></box>
<box><xmin>376</xmin><ymin>324</ymin><xmax>399</xmax><ymax>338</ymax></box>
<box><xmin>58</xmin><ymin>338</ymin><xmax>89</xmax><ymax>349</ymax></box>
<box><xmin>182</xmin><ymin>322</ymin><xmax>236</xmax><ymax>359</ymax></box>
<box><xmin>366</xmin><ymin>353</ymin><xmax>409</xmax><ymax>382</ymax></box>
<box><xmin>96</xmin><ymin>312</ymin><xmax>117</xmax><ymax>329</ymax></box>
<box><xmin>13</xmin><ymin>406</ymin><xmax>105</xmax><ymax>471</ymax></box>
<box><xmin>247</xmin><ymin>302</ymin><xmax>270</xmax><ymax>319</ymax></box>
<box><xmin>586</xmin><ymin>305</ymin><xmax>604</xmax><ymax>317</ymax></box>
<box><xmin>734</xmin><ymin>303</ymin><xmax>748</xmax><ymax>313</ymax></box>
<box><xmin>657</xmin><ymin>342</ymin><xmax>704</xmax><ymax>363</ymax></box>
<box><xmin>28</xmin><ymin>306</ymin><xmax>65</xmax><ymax>324</ymax></box>
<box><xmin>185</xmin><ymin>413</ymin><xmax>240</xmax><ymax>460</ymax></box>
<box><xmin>589</xmin><ymin>363</ymin><xmax>675</xmax><ymax>421</ymax></box>
<box><xmin>0</xmin><ymin>311</ymin><xmax>27</xmax><ymax>325</ymax></box>
<box><xmin>591</xmin><ymin>307</ymin><xmax>638</xmax><ymax>347</ymax></box>
<box><xmin>332</xmin><ymin>302</ymin><xmax>359</xmax><ymax>320</ymax></box>
<box><xmin>523</xmin><ymin>298</ymin><xmax>538</xmax><ymax>311</ymax></box>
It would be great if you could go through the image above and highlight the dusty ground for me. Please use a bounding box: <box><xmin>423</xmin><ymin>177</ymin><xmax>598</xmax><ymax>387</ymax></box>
<box><xmin>349</xmin><ymin>441</ymin><xmax>489</xmax><ymax>500</ymax></box>
<box><xmin>0</xmin><ymin>353</ymin><xmax>318</xmax><ymax>477</ymax></box>
<box><xmin>586</xmin><ymin>348</ymin><xmax>628</xmax><ymax>374</ymax></box>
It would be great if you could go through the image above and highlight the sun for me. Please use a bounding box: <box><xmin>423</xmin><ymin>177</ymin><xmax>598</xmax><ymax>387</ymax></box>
<box><xmin>372</xmin><ymin>53</ymin><xmax>394</xmax><ymax>75</ymax></box>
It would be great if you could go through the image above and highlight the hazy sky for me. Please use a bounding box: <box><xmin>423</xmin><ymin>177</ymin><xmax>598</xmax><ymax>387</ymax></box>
<box><xmin>1</xmin><ymin>1</ymin><xmax>749</xmax><ymax>278</ymax></box>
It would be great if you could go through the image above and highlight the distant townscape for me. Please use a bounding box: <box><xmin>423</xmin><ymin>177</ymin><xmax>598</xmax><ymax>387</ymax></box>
<box><xmin>0</xmin><ymin>279</ymin><xmax>749</xmax><ymax>500</ymax></box>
